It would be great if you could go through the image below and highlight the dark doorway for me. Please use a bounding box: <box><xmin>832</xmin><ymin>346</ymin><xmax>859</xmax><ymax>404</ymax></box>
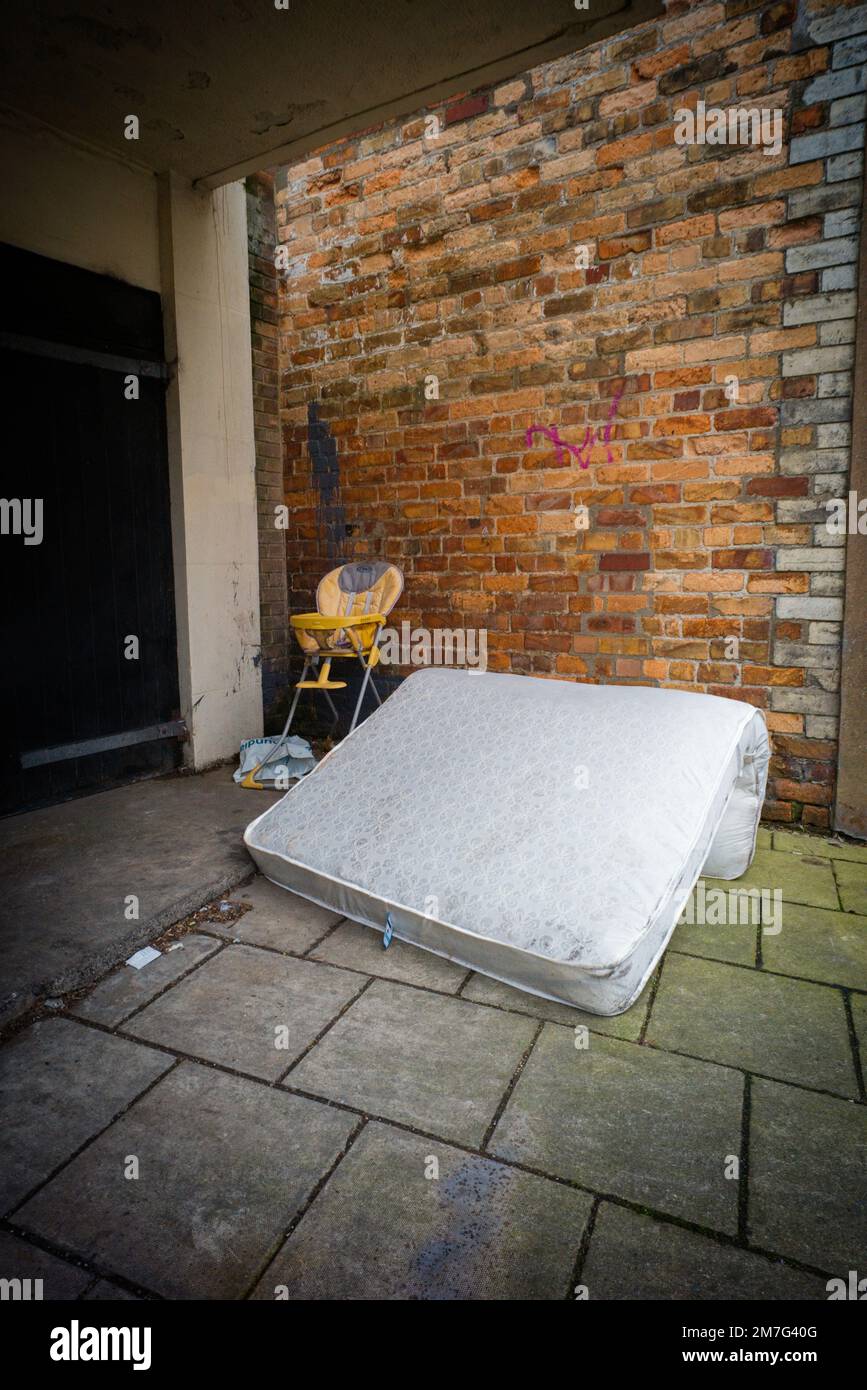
<box><xmin>0</xmin><ymin>245</ymin><xmax>181</xmax><ymax>814</ymax></box>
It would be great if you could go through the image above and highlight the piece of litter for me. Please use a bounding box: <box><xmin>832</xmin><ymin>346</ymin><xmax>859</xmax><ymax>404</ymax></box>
<box><xmin>167</xmin><ymin>943</ymin><xmax>184</xmax><ymax>952</ymax></box>
<box><xmin>383</xmin><ymin>913</ymin><xmax>394</xmax><ymax>949</ymax></box>
<box><xmin>126</xmin><ymin>946</ymin><xmax>161</xmax><ymax>970</ymax></box>
<box><xmin>219</xmin><ymin>902</ymin><xmax>231</xmax><ymax>912</ymax></box>
<box><xmin>45</xmin><ymin>998</ymin><xmax>63</xmax><ymax>1010</ymax></box>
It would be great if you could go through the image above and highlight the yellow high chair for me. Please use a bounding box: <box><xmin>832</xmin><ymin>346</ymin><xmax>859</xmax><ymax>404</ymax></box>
<box><xmin>242</xmin><ymin>561</ymin><xmax>403</xmax><ymax>789</ymax></box>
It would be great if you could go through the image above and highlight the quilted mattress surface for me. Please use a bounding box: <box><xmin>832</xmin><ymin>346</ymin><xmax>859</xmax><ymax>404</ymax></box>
<box><xmin>244</xmin><ymin>667</ymin><xmax>769</xmax><ymax>1014</ymax></box>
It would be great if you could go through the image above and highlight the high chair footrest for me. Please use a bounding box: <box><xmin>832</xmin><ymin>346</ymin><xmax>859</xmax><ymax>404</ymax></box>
<box><xmin>297</xmin><ymin>679</ymin><xmax>346</xmax><ymax>690</ymax></box>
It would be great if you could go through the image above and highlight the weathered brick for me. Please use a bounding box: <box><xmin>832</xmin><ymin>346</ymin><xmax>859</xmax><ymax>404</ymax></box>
<box><xmin>445</xmin><ymin>92</ymin><xmax>490</xmax><ymax>125</ymax></box>
<box><xmin>599</xmin><ymin>553</ymin><xmax>651</xmax><ymax>571</ymax></box>
<box><xmin>713</xmin><ymin>549</ymin><xmax>775</xmax><ymax>570</ymax></box>
<box><xmin>598</xmin><ymin>232</ymin><xmax>653</xmax><ymax>259</ymax></box>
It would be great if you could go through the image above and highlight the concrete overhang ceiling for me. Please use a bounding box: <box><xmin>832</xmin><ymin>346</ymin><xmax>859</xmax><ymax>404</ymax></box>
<box><xmin>0</xmin><ymin>0</ymin><xmax>663</xmax><ymax>188</ymax></box>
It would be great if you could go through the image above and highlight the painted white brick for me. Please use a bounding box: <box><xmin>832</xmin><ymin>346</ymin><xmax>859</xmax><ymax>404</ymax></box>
<box><xmin>833</xmin><ymin>32</ymin><xmax>867</xmax><ymax>67</ymax></box>
<box><xmin>813</xmin><ymin>668</ymin><xmax>841</xmax><ymax>693</ymax></box>
<box><xmin>812</xmin><ymin>524</ymin><xmax>848</xmax><ymax>547</ymax></box>
<box><xmin>774</xmin><ymin>641</ymin><xmax>840</xmax><ymax>669</ymax></box>
<box><xmin>806</xmin><ymin>715</ymin><xmax>838</xmax><ymax>738</ymax></box>
<box><xmin>777</xmin><ymin>499</ymin><xmax>832</xmax><ymax>524</ymax></box>
<box><xmin>811</xmin><ymin>474</ymin><xmax>851</xmax><ymax>496</ymax></box>
<box><xmin>780</xmin><ymin>448</ymin><xmax>849</xmax><ymax>474</ymax></box>
<box><xmin>776</xmin><ymin>596</ymin><xmax>844</xmax><ymax>620</ymax></box>
<box><xmin>824</xmin><ymin>207</ymin><xmax>860</xmax><ymax>237</ymax></box>
<box><xmin>785</xmin><ymin>237</ymin><xmax>859</xmax><ymax>274</ymax></box>
<box><xmin>808</xmin><ymin>621</ymin><xmax>843</xmax><ymax>644</ymax></box>
<box><xmin>782</xmin><ymin>344</ymin><xmax>854</xmax><ymax>376</ymax></box>
<box><xmin>771</xmin><ymin>689</ymin><xmax>839</xmax><ymax>715</ymax></box>
<box><xmin>812</xmin><ymin>574</ymin><xmax>845</xmax><ymax>596</ymax></box>
<box><xmin>821</xmin><ymin>265</ymin><xmax>858</xmax><ymax>291</ymax></box>
<box><xmin>775</xmin><ymin>547</ymin><xmax>846</xmax><ymax>571</ymax></box>
<box><xmin>810</xmin><ymin>5</ymin><xmax>867</xmax><ymax>44</ymax></box>
<box><xmin>781</xmin><ymin>397</ymin><xmax>850</xmax><ymax>425</ymax></box>
<box><xmin>818</xmin><ymin>371</ymin><xmax>854</xmax><ymax>397</ymax></box>
<box><xmin>828</xmin><ymin>151</ymin><xmax>864</xmax><ymax>181</ymax></box>
<box><xmin>830</xmin><ymin>94</ymin><xmax>867</xmax><ymax>126</ymax></box>
<box><xmin>788</xmin><ymin>179</ymin><xmax>862</xmax><ymax>218</ymax></box>
<box><xmin>782</xmin><ymin>291</ymin><xmax>856</xmax><ymax>325</ymax></box>
<box><xmin>806</xmin><ymin>67</ymin><xmax>866</xmax><ymax>102</ymax></box>
<box><xmin>819</xmin><ymin>318</ymin><xmax>856</xmax><ymax>345</ymax></box>
<box><xmin>816</xmin><ymin>422</ymin><xmax>852</xmax><ymax>447</ymax></box>
<box><xmin>790</xmin><ymin>125</ymin><xmax>864</xmax><ymax>165</ymax></box>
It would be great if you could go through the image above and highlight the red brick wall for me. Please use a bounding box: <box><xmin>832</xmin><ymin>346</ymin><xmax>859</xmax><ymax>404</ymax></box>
<box><xmin>270</xmin><ymin>0</ymin><xmax>866</xmax><ymax>827</ymax></box>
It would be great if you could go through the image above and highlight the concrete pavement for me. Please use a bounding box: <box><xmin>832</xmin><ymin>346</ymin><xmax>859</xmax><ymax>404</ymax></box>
<box><xmin>1</xmin><ymin>826</ymin><xmax>865</xmax><ymax>1299</ymax></box>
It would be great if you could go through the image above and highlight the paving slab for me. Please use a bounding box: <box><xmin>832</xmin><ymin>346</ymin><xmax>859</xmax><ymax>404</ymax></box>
<box><xmin>647</xmin><ymin>953</ymin><xmax>857</xmax><ymax>1097</ymax></box>
<box><xmin>670</xmin><ymin>892</ymin><xmax>758</xmax><ymax>967</ymax></box>
<box><xmin>774</xmin><ymin>829</ymin><xmax>867</xmax><ymax>863</ymax></box>
<box><xmin>0</xmin><ymin>767</ymin><xmax>280</xmax><ymax>1020</ymax></box>
<box><xmin>69</xmin><ymin>934</ymin><xmax>223</xmax><ymax>1028</ymax></box>
<box><xmin>748</xmin><ymin>1077</ymin><xmax>867</xmax><ymax>1272</ymax></box>
<box><xmin>834</xmin><ymin>858</ymin><xmax>867</xmax><ymax>915</ymax></box>
<box><xmin>0</xmin><ymin>1231</ymin><xmax>92</xmax><ymax>1300</ymax></box>
<box><xmin>706</xmin><ymin>848</ymin><xmax>839</xmax><ymax>911</ymax></box>
<box><xmin>760</xmin><ymin>901</ymin><xmax>867</xmax><ymax>991</ymax></box>
<box><xmin>460</xmin><ymin>971</ymin><xmax>648</xmax><ymax>1040</ymax></box>
<box><xmin>16</xmin><ymin>1061</ymin><xmax>357</xmax><ymax>1300</ymax></box>
<box><xmin>209</xmin><ymin>876</ymin><xmax>342</xmax><ymax>952</ymax></box>
<box><xmin>252</xmin><ymin>1121</ymin><xmax>591</xmax><ymax>1300</ymax></box>
<box><xmin>311</xmin><ymin>920</ymin><xmax>467</xmax><ymax>992</ymax></box>
<box><xmin>490</xmin><ymin>1024</ymin><xmax>743</xmax><ymax>1233</ymax></box>
<box><xmin>287</xmin><ymin>979</ymin><xmax>537</xmax><ymax>1147</ymax></box>
<box><xmin>124</xmin><ymin>944</ymin><xmax>365</xmax><ymax>1080</ymax></box>
<box><xmin>0</xmin><ymin>1017</ymin><xmax>172</xmax><ymax>1215</ymax></box>
<box><xmin>581</xmin><ymin>1203</ymin><xmax>827</xmax><ymax>1300</ymax></box>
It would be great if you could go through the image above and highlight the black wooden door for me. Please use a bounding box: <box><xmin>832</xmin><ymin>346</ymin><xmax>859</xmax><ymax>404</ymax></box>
<box><xmin>0</xmin><ymin>245</ymin><xmax>181</xmax><ymax>814</ymax></box>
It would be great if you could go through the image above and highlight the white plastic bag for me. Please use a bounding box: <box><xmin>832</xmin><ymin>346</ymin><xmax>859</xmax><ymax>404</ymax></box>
<box><xmin>233</xmin><ymin>735</ymin><xmax>317</xmax><ymax>786</ymax></box>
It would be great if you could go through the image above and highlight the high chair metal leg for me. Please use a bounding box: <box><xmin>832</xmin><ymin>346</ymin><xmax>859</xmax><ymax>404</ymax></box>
<box><xmin>282</xmin><ymin>660</ymin><xmax>309</xmax><ymax>738</ymax></box>
<box><xmin>348</xmin><ymin>623</ymin><xmax>384</xmax><ymax>733</ymax></box>
<box><xmin>240</xmin><ymin>659</ymin><xmax>311</xmax><ymax>789</ymax></box>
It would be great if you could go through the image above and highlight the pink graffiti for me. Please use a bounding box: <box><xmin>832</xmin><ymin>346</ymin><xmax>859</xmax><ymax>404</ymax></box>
<box><xmin>524</xmin><ymin>424</ymin><xmax>579</xmax><ymax>465</ymax></box>
<box><xmin>526</xmin><ymin>387</ymin><xmax>624</xmax><ymax>469</ymax></box>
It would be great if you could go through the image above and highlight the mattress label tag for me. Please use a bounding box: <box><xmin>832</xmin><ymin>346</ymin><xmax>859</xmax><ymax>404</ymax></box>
<box><xmin>383</xmin><ymin>913</ymin><xmax>394</xmax><ymax>949</ymax></box>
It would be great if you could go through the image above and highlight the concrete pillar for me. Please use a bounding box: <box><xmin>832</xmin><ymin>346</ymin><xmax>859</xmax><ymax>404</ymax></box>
<box><xmin>158</xmin><ymin>172</ymin><xmax>263</xmax><ymax>769</ymax></box>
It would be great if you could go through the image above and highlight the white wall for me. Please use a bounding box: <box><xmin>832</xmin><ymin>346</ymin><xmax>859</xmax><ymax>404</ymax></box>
<box><xmin>159</xmin><ymin>172</ymin><xmax>263</xmax><ymax>768</ymax></box>
<box><xmin>1</xmin><ymin>111</ymin><xmax>263</xmax><ymax>771</ymax></box>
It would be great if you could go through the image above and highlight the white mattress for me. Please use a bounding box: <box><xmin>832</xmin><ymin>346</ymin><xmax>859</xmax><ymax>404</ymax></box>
<box><xmin>244</xmin><ymin>669</ymin><xmax>769</xmax><ymax>1015</ymax></box>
